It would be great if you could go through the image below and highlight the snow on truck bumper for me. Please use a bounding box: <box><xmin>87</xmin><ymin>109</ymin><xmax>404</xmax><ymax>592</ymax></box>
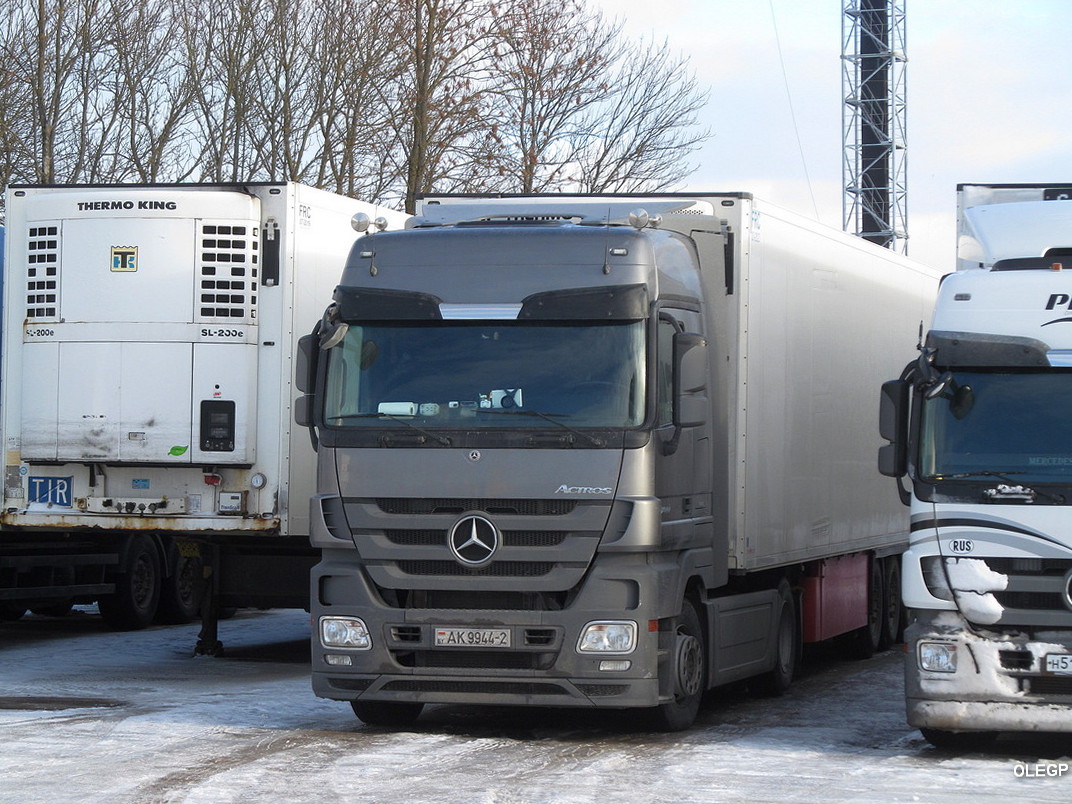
<box><xmin>905</xmin><ymin>614</ymin><xmax>1072</xmax><ymax>733</ymax></box>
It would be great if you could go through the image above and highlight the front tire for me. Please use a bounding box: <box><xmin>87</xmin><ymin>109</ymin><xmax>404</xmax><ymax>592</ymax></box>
<box><xmin>753</xmin><ymin>580</ymin><xmax>799</xmax><ymax>696</ymax></box>
<box><xmin>643</xmin><ymin>598</ymin><xmax>706</xmax><ymax>732</ymax></box>
<box><xmin>880</xmin><ymin>557</ymin><xmax>904</xmax><ymax>649</ymax></box>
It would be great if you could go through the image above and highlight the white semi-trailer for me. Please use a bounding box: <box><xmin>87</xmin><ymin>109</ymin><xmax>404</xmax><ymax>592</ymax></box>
<box><xmin>880</xmin><ymin>183</ymin><xmax>1072</xmax><ymax>748</ymax></box>
<box><xmin>0</xmin><ymin>183</ymin><xmax>403</xmax><ymax>648</ymax></box>
<box><xmin>297</xmin><ymin>193</ymin><xmax>940</xmax><ymax>729</ymax></box>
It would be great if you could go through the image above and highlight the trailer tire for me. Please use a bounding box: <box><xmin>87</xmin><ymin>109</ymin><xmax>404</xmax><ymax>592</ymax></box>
<box><xmin>643</xmin><ymin>598</ymin><xmax>705</xmax><ymax>732</ymax></box>
<box><xmin>920</xmin><ymin>728</ymin><xmax>997</xmax><ymax>751</ymax></box>
<box><xmin>880</xmin><ymin>557</ymin><xmax>904</xmax><ymax>649</ymax></box>
<box><xmin>156</xmin><ymin>547</ymin><xmax>204</xmax><ymax>625</ymax></box>
<box><xmin>753</xmin><ymin>581</ymin><xmax>798</xmax><ymax>696</ymax></box>
<box><xmin>98</xmin><ymin>535</ymin><xmax>161</xmax><ymax>630</ymax></box>
<box><xmin>351</xmin><ymin>700</ymin><xmax>424</xmax><ymax>727</ymax></box>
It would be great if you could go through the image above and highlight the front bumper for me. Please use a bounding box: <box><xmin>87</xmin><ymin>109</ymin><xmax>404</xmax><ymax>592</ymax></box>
<box><xmin>905</xmin><ymin>614</ymin><xmax>1072</xmax><ymax>733</ymax></box>
<box><xmin>311</xmin><ymin>550</ymin><xmax>679</xmax><ymax>710</ymax></box>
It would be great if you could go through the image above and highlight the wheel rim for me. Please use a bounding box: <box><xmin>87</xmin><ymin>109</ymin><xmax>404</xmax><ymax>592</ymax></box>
<box><xmin>132</xmin><ymin>553</ymin><xmax>155</xmax><ymax>608</ymax></box>
<box><xmin>676</xmin><ymin>632</ymin><xmax>703</xmax><ymax>698</ymax></box>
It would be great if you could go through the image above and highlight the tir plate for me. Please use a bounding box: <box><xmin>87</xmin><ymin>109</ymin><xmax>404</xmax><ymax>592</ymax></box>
<box><xmin>434</xmin><ymin>627</ymin><xmax>511</xmax><ymax>648</ymax></box>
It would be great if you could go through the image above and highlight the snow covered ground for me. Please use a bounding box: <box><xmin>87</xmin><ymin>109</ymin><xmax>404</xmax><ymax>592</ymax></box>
<box><xmin>1</xmin><ymin>608</ymin><xmax>1070</xmax><ymax>803</ymax></box>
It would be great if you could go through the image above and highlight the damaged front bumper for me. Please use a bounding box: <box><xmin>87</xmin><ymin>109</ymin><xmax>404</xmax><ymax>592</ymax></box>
<box><xmin>905</xmin><ymin>612</ymin><xmax>1072</xmax><ymax>733</ymax></box>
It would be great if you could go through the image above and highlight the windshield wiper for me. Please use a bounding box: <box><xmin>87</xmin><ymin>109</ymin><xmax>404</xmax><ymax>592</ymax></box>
<box><xmin>936</xmin><ymin>470</ymin><xmax>1025</xmax><ymax>482</ymax></box>
<box><xmin>475</xmin><ymin>408</ymin><xmax>604</xmax><ymax>447</ymax></box>
<box><xmin>331</xmin><ymin>413</ymin><xmax>452</xmax><ymax>446</ymax></box>
<box><xmin>935</xmin><ymin>471</ymin><xmax>1065</xmax><ymax>504</ymax></box>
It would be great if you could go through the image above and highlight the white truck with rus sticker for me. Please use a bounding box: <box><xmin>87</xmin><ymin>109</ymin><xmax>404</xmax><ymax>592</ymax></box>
<box><xmin>880</xmin><ymin>182</ymin><xmax>1072</xmax><ymax>748</ymax></box>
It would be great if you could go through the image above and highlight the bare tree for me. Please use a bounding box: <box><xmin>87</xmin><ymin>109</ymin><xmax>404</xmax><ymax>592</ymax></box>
<box><xmin>316</xmin><ymin>0</ymin><xmax>407</xmax><ymax>202</ymax></box>
<box><xmin>0</xmin><ymin>0</ymin><xmax>711</xmax><ymax>215</ymax></box>
<box><xmin>384</xmin><ymin>0</ymin><xmax>501</xmax><ymax>213</ymax></box>
<box><xmin>486</xmin><ymin>0</ymin><xmax>620</xmax><ymax>193</ymax></box>
<box><xmin>105</xmin><ymin>0</ymin><xmax>199</xmax><ymax>182</ymax></box>
<box><xmin>572</xmin><ymin>37</ymin><xmax>710</xmax><ymax>193</ymax></box>
<box><xmin>186</xmin><ymin>0</ymin><xmax>264</xmax><ymax>182</ymax></box>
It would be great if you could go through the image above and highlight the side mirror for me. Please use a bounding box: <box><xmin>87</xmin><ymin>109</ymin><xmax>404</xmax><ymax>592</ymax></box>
<box><xmin>878</xmin><ymin>379</ymin><xmax>909</xmax><ymax>478</ymax></box>
<box><xmin>674</xmin><ymin>332</ymin><xmax>707</xmax><ymax>428</ymax></box>
<box><xmin>296</xmin><ymin>333</ymin><xmax>317</xmax><ymax>394</ymax></box>
<box><xmin>295</xmin><ymin>332</ymin><xmax>320</xmax><ymax>450</ymax></box>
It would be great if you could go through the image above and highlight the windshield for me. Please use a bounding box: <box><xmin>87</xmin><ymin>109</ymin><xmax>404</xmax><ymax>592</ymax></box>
<box><xmin>323</xmin><ymin>320</ymin><xmax>646</xmax><ymax>429</ymax></box>
<box><xmin>920</xmin><ymin>370</ymin><xmax>1072</xmax><ymax>481</ymax></box>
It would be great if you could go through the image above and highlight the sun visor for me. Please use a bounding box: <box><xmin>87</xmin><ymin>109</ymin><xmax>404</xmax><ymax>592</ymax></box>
<box><xmin>333</xmin><ymin>287</ymin><xmax>443</xmax><ymax>321</ymax></box>
<box><xmin>518</xmin><ymin>284</ymin><xmax>649</xmax><ymax>320</ymax></box>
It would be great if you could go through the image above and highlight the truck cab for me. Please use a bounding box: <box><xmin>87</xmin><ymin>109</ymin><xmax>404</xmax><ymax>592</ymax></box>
<box><xmin>880</xmin><ymin>184</ymin><xmax>1072</xmax><ymax>747</ymax></box>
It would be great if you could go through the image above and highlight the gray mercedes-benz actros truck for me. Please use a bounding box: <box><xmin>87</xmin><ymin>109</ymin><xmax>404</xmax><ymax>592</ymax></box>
<box><xmin>296</xmin><ymin>194</ymin><xmax>940</xmax><ymax>730</ymax></box>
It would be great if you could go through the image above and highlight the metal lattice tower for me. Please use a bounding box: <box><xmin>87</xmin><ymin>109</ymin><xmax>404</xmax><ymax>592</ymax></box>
<box><xmin>842</xmin><ymin>0</ymin><xmax>907</xmax><ymax>253</ymax></box>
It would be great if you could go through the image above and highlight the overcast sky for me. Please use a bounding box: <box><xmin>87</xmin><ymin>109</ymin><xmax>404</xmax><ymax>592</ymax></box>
<box><xmin>589</xmin><ymin>0</ymin><xmax>1072</xmax><ymax>271</ymax></box>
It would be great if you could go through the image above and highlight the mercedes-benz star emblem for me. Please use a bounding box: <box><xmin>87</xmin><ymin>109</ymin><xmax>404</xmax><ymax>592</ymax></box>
<box><xmin>448</xmin><ymin>514</ymin><xmax>499</xmax><ymax>566</ymax></box>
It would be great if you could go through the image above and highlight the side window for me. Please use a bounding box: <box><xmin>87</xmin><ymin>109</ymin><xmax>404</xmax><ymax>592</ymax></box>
<box><xmin>656</xmin><ymin>317</ymin><xmax>679</xmax><ymax>427</ymax></box>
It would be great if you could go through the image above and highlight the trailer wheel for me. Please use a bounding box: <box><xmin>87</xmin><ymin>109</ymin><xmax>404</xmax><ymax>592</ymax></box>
<box><xmin>156</xmin><ymin>547</ymin><xmax>204</xmax><ymax>625</ymax></box>
<box><xmin>880</xmin><ymin>557</ymin><xmax>904</xmax><ymax>649</ymax></box>
<box><xmin>753</xmin><ymin>580</ymin><xmax>798</xmax><ymax>696</ymax></box>
<box><xmin>644</xmin><ymin>598</ymin><xmax>705</xmax><ymax>732</ymax></box>
<box><xmin>98</xmin><ymin>535</ymin><xmax>161</xmax><ymax>630</ymax></box>
<box><xmin>351</xmin><ymin>700</ymin><xmax>424</xmax><ymax>727</ymax></box>
<box><xmin>920</xmin><ymin>728</ymin><xmax>997</xmax><ymax>751</ymax></box>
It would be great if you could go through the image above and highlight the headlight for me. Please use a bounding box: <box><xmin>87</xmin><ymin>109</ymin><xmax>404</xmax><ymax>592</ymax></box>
<box><xmin>320</xmin><ymin>616</ymin><xmax>372</xmax><ymax>649</ymax></box>
<box><xmin>918</xmin><ymin>640</ymin><xmax>958</xmax><ymax>672</ymax></box>
<box><xmin>577</xmin><ymin>621</ymin><xmax>637</xmax><ymax>654</ymax></box>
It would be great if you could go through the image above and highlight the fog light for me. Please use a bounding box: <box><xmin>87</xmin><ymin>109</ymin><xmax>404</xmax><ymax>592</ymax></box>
<box><xmin>918</xmin><ymin>641</ymin><xmax>958</xmax><ymax>672</ymax></box>
<box><xmin>320</xmin><ymin>616</ymin><xmax>372</xmax><ymax>649</ymax></box>
<box><xmin>599</xmin><ymin>660</ymin><xmax>631</xmax><ymax>671</ymax></box>
<box><xmin>577</xmin><ymin>621</ymin><xmax>637</xmax><ymax>654</ymax></box>
<box><xmin>325</xmin><ymin>654</ymin><xmax>353</xmax><ymax>666</ymax></box>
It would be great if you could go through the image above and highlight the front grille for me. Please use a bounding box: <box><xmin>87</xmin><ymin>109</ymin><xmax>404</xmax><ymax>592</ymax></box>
<box><xmin>1000</xmin><ymin>650</ymin><xmax>1034</xmax><ymax>671</ymax></box>
<box><xmin>576</xmin><ymin>684</ymin><xmax>630</xmax><ymax>697</ymax></box>
<box><xmin>525</xmin><ymin>629</ymin><xmax>556</xmax><ymax>647</ymax></box>
<box><xmin>1028</xmin><ymin>676</ymin><xmax>1072</xmax><ymax>696</ymax></box>
<box><xmin>385</xmin><ymin>529</ymin><xmax>567</xmax><ymax>548</ymax></box>
<box><xmin>396</xmin><ymin>560</ymin><xmax>554</xmax><ymax>578</ymax></box>
<box><xmin>394</xmin><ymin>651</ymin><xmax>550</xmax><ymax>670</ymax></box>
<box><xmin>390</xmin><ymin>626</ymin><xmax>421</xmax><ymax>643</ymax></box>
<box><xmin>399</xmin><ymin>590</ymin><xmax>568</xmax><ymax>611</ymax></box>
<box><xmin>997</xmin><ymin>591</ymin><xmax>1061</xmax><ymax>611</ymax></box>
<box><xmin>377</xmin><ymin>498</ymin><xmax>575</xmax><ymax>516</ymax></box>
<box><xmin>966</xmin><ymin>558</ymin><xmax>1072</xmax><ymax>628</ymax></box>
<box><xmin>381</xmin><ymin>680</ymin><xmax>569</xmax><ymax>696</ymax></box>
